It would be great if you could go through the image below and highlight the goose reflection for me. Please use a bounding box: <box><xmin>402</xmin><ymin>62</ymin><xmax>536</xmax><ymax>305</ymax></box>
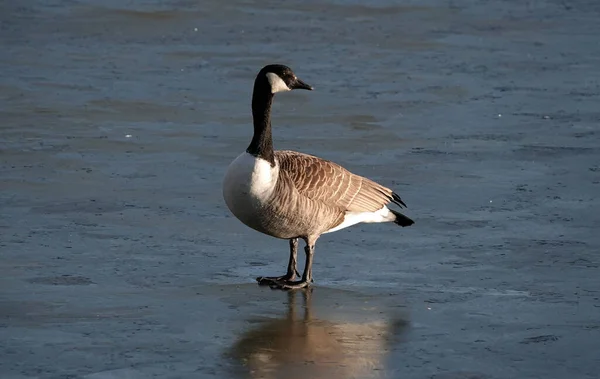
<box><xmin>228</xmin><ymin>289</ymin><xmax>409</xmax><ymax>379</ymax></box>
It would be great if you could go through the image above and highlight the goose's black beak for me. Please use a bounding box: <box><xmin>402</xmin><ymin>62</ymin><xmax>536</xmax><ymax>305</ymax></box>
<box><xmin>291</xmin><ymin>78</ymin><xmax>313</xmax><ymax>91</ymax></box>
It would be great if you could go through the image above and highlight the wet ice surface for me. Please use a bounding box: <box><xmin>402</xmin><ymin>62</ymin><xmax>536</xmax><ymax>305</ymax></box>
<box><xmin>1</xmin><ymin>0</ymin><xmax>600</xmax><ymax>378</ymax></box>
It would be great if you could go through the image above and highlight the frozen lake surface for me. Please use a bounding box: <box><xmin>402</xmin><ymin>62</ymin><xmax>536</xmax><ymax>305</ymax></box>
<box><xmin>1</xmin><ymin>0</ymin><xmax>599</xmax><ymax>378</ymax></box>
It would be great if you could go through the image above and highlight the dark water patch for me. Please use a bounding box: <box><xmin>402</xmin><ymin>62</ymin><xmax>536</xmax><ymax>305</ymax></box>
<box><xmin>573</xmin><ymin>130</ymin><xmax>598</xmax><ymax>138</ymax></box>
<box><xmin>431</xmin><ymin>372</ymin><xmax>491</xmax><ymax>379</ymax></box>
<box><xmin>425</xmin><ymin>85</ymin><xmax>469</xmax><ymax>99</ymax></box>
<box><xmin>532</xmin><ymin>239</ymin><xmax>588</xmax><ymax>248</ymax></box>
<box><xmin>78</xmin><ymin>232</ymin><xmax>130</xmax><ymax>241</ymax></box>
<box><xmin>347</xmin><ymin>114</ymin><xmax>381</xmax><ymax>131</ymax></box>
<box><xmin>409</xmin><ymin>147</ymin><xmax>496</xmax><ymax>161</ymax></box>
<box><xmin>411</xmin><ymin>147</ymin><xmax>455</xmax><ymax>156</ymax></box>
<box><xmin>432</xmin><ymin>219</ymin><xmax>492</xmax><ymax>231</ymax></box>
<box><xmin>28</xmin><ymin>275</ymin><xmax>94</xmax><ymax>286</ymax></box>
<box><xmin>495</xmin><ymin>86</ymin><xmax>550</xmax><ymax>93</ymax></box>
<box><xmin>32</xmin><ymin>81</ymin><xmax>98</xmax><ymax>93</ymax></box>
<box><xmin>513</xmin><ymin>111</ymin><xmax>600</xmax><ymax>123</ymax></box>
<box><xmin>438</xmin><ymin>259</ymin><xmax>481</xmax><ymax>269</ymax></box>
<box><xmin>520</xmin><ymin>334</ymin><xmax>560</xmax><ymax>344</ymax></box>
<box><xmin>70</xmin><ymin>5</ymin><xmax>206</xmax><ymax>25</ymax></box>
<box><xmin>448</xmin><ymin>133</ymin><xmax>524</xmax><ymax>142</ymax></box>
<box><xmin>101</xmin><ymin>8</ymin><xmax>183</xmax><ymax>21</ymax></box>
<box><xmin>513</xmin><ymin>145</ymin><xmax>597</xmax><ymax>159</ymax></box>
<box><xmin>31</xmin><ymin>200</ymin><xmax>128</xmax><ymax>215</ymax></box>
<box><xmin>568</xmin><ymin>90</ymin><xmax>600</xmax><ymax>98</ymax></box>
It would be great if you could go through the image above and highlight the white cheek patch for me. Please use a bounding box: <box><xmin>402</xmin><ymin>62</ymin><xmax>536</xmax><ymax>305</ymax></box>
<box><xmin>266</xmin><ymin>72</ymin><xmax>291</xmax><ymax>93</ymax></box>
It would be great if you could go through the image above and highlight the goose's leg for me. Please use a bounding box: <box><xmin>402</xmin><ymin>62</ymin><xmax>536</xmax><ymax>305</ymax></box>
<box><xmin>257</xmin><ymin>238</ymin><xmax>299</xmax><ymax>285</ymax></box>
<box><xmin>270</xmin><ymin>240</ymin><xmax>315</xmax><ymax>290</ymax></box>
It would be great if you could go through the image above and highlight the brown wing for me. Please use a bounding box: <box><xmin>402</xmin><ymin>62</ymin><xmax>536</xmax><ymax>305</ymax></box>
<box><xmin>275</xmin><ymin>150</ymin><xmax>406</xmax><ymax>213</ymax></box>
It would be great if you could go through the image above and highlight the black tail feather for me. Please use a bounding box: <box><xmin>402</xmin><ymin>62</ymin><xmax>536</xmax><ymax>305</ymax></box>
<box><xmin>392</xmin><ymin>192</ymin><xmax>408</xmax><ymax>208</ymax></box>
<box><xmin>390</xmin><ymin>209</ymin><xmax>414</xmax><ymax>227</ymax></box>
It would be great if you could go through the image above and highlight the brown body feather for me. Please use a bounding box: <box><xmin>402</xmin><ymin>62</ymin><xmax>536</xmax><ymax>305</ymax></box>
<box><xmin>271</xmin><ymin>150</ymin><xmax>405</xmax><ymax>237</ymax></box>
<box><xmin>276</xmin><ymin>150</ymin><xmax>398</xmax><ymax>212</ymax></box>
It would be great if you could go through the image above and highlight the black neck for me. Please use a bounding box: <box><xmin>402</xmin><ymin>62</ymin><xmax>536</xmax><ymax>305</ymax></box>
<box><xmin>246</xmin><ymin>77</ymin><xmax>275</xmax><ymax>166</ymax></box>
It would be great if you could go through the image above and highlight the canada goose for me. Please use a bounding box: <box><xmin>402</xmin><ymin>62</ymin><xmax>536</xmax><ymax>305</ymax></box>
<box><xmin>222</xmin><ymin>64</ymin><xmax>414</xmax><ymax>290</ymax></box>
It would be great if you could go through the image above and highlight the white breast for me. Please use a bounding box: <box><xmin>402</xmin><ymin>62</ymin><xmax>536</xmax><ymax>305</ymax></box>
<box><xmin>222</xmin><ymin>152</ymin><xmax>279</xmax><ymax>227</ymax></box>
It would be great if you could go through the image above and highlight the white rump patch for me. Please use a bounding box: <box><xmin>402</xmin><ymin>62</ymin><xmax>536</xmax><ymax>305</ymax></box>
<box><xmin>266</xmin><ymin>72</ymin><xmax>291</xmax><ymax>93</ymax></box>
<box><xmin>324</xmin><ymin>206</ymin><xmax>395</xmax><ymax>234</ymax></box>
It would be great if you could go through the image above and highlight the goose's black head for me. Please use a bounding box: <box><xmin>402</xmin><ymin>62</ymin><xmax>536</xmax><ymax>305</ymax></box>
<box><xmin>257</xmin><ymin>64</ymin><xmax>313</xmax><ymax>94</ymax></box>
